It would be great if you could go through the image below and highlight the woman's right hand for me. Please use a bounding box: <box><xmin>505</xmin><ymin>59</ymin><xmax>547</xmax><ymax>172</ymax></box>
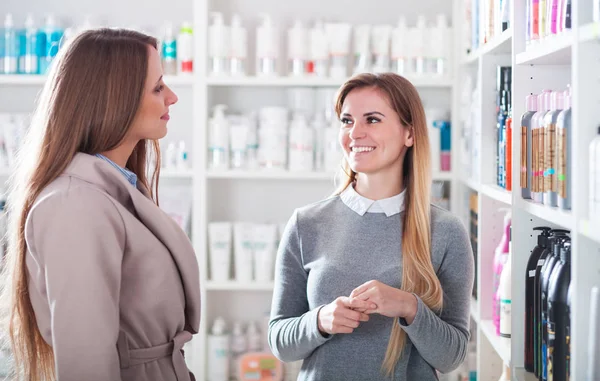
<box><xmin>317</xmin><ymin>297</ymin><xmax>375</xmax><ymax>335</ymax></box>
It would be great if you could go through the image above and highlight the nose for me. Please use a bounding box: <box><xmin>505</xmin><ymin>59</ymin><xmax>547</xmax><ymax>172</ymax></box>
<box><xmin>166</xmin><ymin>86</ymin><xmax>178</xmax><ymax>106</ymax></box>
<box><xmin>348</xmin><ymin>121</ymin><xmax>367</xmax><ymax>140</ymax></box>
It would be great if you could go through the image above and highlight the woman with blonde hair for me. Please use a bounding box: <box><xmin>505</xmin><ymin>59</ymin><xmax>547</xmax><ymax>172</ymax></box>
<box><xmin>269</xmin><ymin>73</ymin><xmax>473</xmax><ymax>380</ymax></box>
<box><xmin>0</xmin><ymin>29</ymin><xmax>200</xmax><ymax>381</ymax></box>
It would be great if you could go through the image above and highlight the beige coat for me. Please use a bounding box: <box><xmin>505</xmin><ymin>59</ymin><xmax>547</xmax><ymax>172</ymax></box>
<box><xmin>25</xmin><ymin>153</ymin><xmax>200</xmax><ymax>381</ymax></box>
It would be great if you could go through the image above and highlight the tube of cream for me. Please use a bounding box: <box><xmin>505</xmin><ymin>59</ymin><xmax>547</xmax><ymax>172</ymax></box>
<box><xmin>325</xmin><ymin>23</ymin><xmax>352</xmax><ymax>78</ymax></box>
<box><xmin>252</xmin><ymin>224</ymin><xmax>277</xmax><ymax>283</ymax></box>
<box><xmin>233</xmin><ymin>222</ymin><xmax>254</xmax><ymax>283</ymax></box>
<box><xmin>208</xmin><ymin>222</ymin><xmax>232</xmax><ymax>282</ymax></box>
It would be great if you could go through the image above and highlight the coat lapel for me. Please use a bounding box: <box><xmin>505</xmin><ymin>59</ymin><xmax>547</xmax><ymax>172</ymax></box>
<box><xmin>64</xmin><ymin>153</ymin><xmax>201</xmax><ymax>333</ymax></box>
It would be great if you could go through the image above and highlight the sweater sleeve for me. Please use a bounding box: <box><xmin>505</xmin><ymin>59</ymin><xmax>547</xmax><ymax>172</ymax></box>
<box><xmin>399</xmin><ymin>214</ymin><xmax>474</xmax><ymax>373</ymax></box>
<box><xmin>268</xmin><ymin>210</ymin><xmax>332</xmax><ymax>362</ymax></box>
<box><xmin>26</xmin><ymin>187</ymin><xmax>125</xmax><ymax>381</ymax></box>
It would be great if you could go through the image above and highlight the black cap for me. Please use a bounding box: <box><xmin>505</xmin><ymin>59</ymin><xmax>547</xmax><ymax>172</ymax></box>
<box><xmin>560</xmin><ymin>241</ymin><xmax>571</xmax><ymax>262</ymax></box>
<box><xmin>534</xmin><ymin>227</ymin><xmax>552</xmax><ymax>247</ymax></box>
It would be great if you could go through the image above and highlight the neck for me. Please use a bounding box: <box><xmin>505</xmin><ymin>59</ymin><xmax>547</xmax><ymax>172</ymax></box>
<box><xmin>354</xmin><ymin>171</ymin><xmax>403</xmax><ymax>200</ymax></box>
<box><xmin>100</xmin><ymin>140</ymin><xmax>138</xmax><ymax>168</ymax></box>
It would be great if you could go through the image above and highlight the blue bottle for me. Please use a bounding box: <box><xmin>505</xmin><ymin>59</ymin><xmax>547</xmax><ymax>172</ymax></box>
<box><xmin>19</xmin><ymin>15</ymin><xmax>41</xmax><ymax>75</ymax></box>
<box><xmin>2</xmin><ymin>14</ymin><xmax>19</xmax><ymax>74</ymax></box>
<box><xmin>40</xmin><ymin>15</ymin><xmax>63</xmax><ymax>75</ymax></box>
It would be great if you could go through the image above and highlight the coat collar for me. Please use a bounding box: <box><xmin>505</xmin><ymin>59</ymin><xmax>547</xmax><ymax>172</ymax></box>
<box><xmin>63</xmin><ymin>153</ymin><xmax>201</xmax><ymax>333</ymax></box>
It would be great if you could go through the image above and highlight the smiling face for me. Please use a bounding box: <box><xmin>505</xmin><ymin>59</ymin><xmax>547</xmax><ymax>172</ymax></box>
<box><xmin>127</xmin><ymin>46</ymin><xmax>178</xmax><ymax>141</ymax></box>
<box><xmin>339</xmin><ymin>87</ymin><xmax>414</xmax><ymax>176</ymax></box>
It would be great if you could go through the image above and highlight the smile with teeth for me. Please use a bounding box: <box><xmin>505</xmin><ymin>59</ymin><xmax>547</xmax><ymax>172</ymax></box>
<box><xmin>351</xmin><ymin>146</ymin><xmax>376</xmax><ymax>153</ymax></box>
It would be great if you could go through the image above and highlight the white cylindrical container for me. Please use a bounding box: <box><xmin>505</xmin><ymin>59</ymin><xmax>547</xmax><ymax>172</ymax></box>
<box><xmin>325</xmin><ymin>23</ymin><xmax>352</xmax><ymax>78</ymax></box>
<box><xmin>258</xmin><ymin>107</ymin><xmax>288</xmax><ymax>170</ymax></box>
<box><xmin>230</xmin><ymin>322</ymin><xmax>247</xmax><ymax>379</ymax></box>
<box><xmin>308</xmin><ymin>21</ymin><xmax>328</xmax><ymax>77</ymax></box>
<box><xmin>209</xmin><ymin>104</ymin><xmax>230</xmax><ymax>171</ymax></box>
<box><xmin>177</xmin><ymin>22</ymin><xmax>193</xmax><ymax>74</ymax></box>
<box><xmin>164</xmin><ymin>142</ymin><xmax>177</xmax><ymax>170</ymax></box>
<box><xmin>253</xmin><ymin>224</ymin><xmax>277</xmax><ymax>282</ymax></box>
<box><xmin>207</xmin><ymin>317</ymin><xmax>229</xmax><ymax>381</ymax></box>
<box><xmin>208</xmin><ymin>12</ymin><xmax>230</xmax><ymax>76</ymax></box>
<box><xmin>410</xmin><ymin>15</ymin><xmax>428</xmax><ymax>75</ymax></box>
<box><xmin>256</xmin><ymin>14</ymin><xmax>279</xmax><ymax>76</ymax></box>
<box><xmin>233</xmin><ymin>222</ymin><xmax>254</xmax><ymax>282</ymax></box>
<box><xmin>287</xmin><ymin>20</ymin><xmax>308</xmax><ymax>76</ymax></box>
<box><xmin>288</xmin><ymin>113</ymin><xmax>315</xmax><ymax>172</ymax></box>
<box><xmin>371</xmin><ymin>25</ymin><xmax>392</xmax><ymax>73</ymax></box>
<box><xmin>323</xmin><ymin>120</ymin><xmax>342</xmax><ymax>172</ymax></box>
<box><xmin>353</xmin><ymin>24</ymin><xmax>371</xmax><ymax>74</ymax></box>
<box><xmin>245</xmin><ymin>112</ymin><xmax>260</xmax><ymax>170</ymax></box>
<box><xmin>229</xmin><ymin>116</ymin><xmax>249</xmax><ymax>170</ymax></box>
<box><xmin>176</xmin><ymin>141</ymin><xmax>189</xmax><ymax>170</ymax></box>
<box><xmin>498</xmin><ymin>228</ymin><xmax>512</xmax><ymax>338</ymax></box>
<box><xmin>391</xmin><ymin>17</ymin><xmax>409</xmax><ymax>75</ymax></box>
<box><xmin>430</xmin><ymin>14</ymin><xmax>450</xmax><ymax>76</ymax></box>
<box><xmin>246</xmin><ymin>321</ymin><xmax>262</xmax><ymax>352</ymax></box>
<box><xmin>230</xmin><ymin>14</ymin><xmax>247</xmax><ymax>76</ymax></box>
<box><xmin>312</xmin><ymin>112</ymin><xmax>327</xmax><ymax>172</ymax></box>
<box><xmin>208</xmin><ymin>222</ymin><xmax>232</xmax><ymax>282</ymax></box>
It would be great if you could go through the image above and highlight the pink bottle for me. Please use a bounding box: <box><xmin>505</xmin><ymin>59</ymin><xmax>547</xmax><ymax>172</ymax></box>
<box><xmin>493</xmin><ymin>209</ymin><xmax>511</xmax><ymax>335</ymax></box>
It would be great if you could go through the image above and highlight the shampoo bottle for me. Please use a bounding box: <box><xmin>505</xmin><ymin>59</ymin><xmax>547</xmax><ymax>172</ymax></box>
<box><xmin>308</xmin><ymin>21</ymin><xmax>328</xmax><ymax>77</ymax></box>
<box><xmin>526</xmin><ymin>226</ymin><xmax>552</xmax><ymax>373</ymax></box>
<box><xmin>498</xmin><ymin>226</ymin><xmax>512</xmax><ymax>338</ymax></box>
<box><xmin>371</xmin><ymin>25</ymin><xmax>392</xmax><ymax>73</ymax></box>
<box><xmin>177</xmin><ymin>22</ymin><xmax>193</xmax><ymax>74</ymax></box>
<box><xmin>2</xmin><ymin>14</ymin><xmax>18</xmax><ymax>74</ymax></box>
<box><xmin>246</xmin><ymin>321</ymin><xmax>262</xmax><ymax>352</ymax></box>
<box><xmin>521</xmin><ymin>94</ymin><xmax>538</xmax><ymax>200</ymax></box>
<box><xmin>353</xmin><ymin>24</ymin><xmax>371</xmax><ymax>74</ymax></box>
<box><xmin>207</xmin><ymin>318</ymin><xmax>230</xmax><ymax>381</ymax></box>
<box><xmin>209</xmin><ymin>12</ymin><xmax>229</xmax><ymax>76</ymax></box>
<box><xmin>230</xmin><ymin>15</ymin><xmax>247</xmax><ymax>76</ymax></box>
<box><xmin>288</xmin><ymin>113</ymin><xmax>315</xmax><ymax>172</ymax></box>
<box><xmin>20</xmin><ymin>14</ymin><xmax>40</xmax><ymax>74</ymax></box>
<box><xmin>391</xmin><ymin>17</ymin><xmax>409</xmax><ymax>75</ymax></box>
<box><xmin>161</xmin><ymin>23</ymin><xmax>178</xmax><ymax>76</ymax></box>
<box><xmin>556</xmin><ymin>90</ymin><xmax>571</xmax><ymax>210</ymax></box>
<box><xmin>209</xmin><ymin>104</ymin><xmax>230</xmax><ymax>171</ymax></box>
<box><xmin>287</xmin><ymin>20</ymin><xmax>308</xmax><ymax>76</ymax></box>
<box><xmin>543</xmin><ymin>91</ymin><xmax>564</xmax><ymax>207</ymax></box>
<box><xmin>256</xmin><ymin>14</ymin><xmax>279</xmax><ymax>77</ymax></box>
<box><xmin>230</xmin><ymin>322</ymin><xmax>247</xmax><ymax>380</ymax></box>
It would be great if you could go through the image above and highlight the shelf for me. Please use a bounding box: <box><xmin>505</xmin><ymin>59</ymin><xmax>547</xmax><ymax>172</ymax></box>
<box><xmin>470</xmin><ymin>296</ymin><xmax>480</xmax><ymax>325</ymax></box>
<box><xmin>205</xmin><ymin>75</ymin><xmax>454</xmax><ymax>88</ymax></box>
<box><xmin>480</xmin><ymin>184</ymin><xmax>512</xmax><ymax>205</ymax></box>
<box><xmin>160</xmin><ymin>169</ymin><xmax>194</xmax><ymax>179</ymax></box>
<box><xmin>516</xmin><ymin>31</ymin><xmax>573</xmax><ymax>65</ymax></box>
<box><xmin>462</xmin><ymin>29</ymin><xmax>513</xmax><ymax>65</ymax></box>
<box><xmin>461</xmin><ymin>177</ymin><xmax>481</xmax><ymax>192</ymax></box>
<box><xmin>206</xmin><ymin>170</ymin><xmax>335</xmax><ymax>180</ymax></box>
<box><xmin>580</xmin><ymin>22</ymin><xmax>600</xmax><ymax>43</ymax></box>
<box><xmin>517</xmin><ymin>198</ymin><xmax>574</xmax><ymax>230</ymax></box>
<box><xmin>480</xmin><ymin>319</ymin><xmax>511</xmax><ymax>364</ymax></box>
<box><xmin>205</xmin><ymin>281</ymin><xmax>274</xmax><ymax>291</ymax></box>
<box><xmin>513</xmin><ymin>368</ymin><xmax>537</xmax><ymax>381</ymax></box>
<box><xmin>579</xmin><ymin>219</ymin><xmax>600</xmax><ymax>244</ymax></box>
<box><xmin>0</xmin><ymin>74</ymin><xmax>193</xmax><ymax>86</ymax></box>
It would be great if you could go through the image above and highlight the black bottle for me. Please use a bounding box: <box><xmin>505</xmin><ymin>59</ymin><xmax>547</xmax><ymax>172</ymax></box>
<box><xmin>534</xmin><ymin>229</ymin><xmax>569</xmax><ymax>377</ymax></box>
<box><xmin>527</xmin><ymin>227</ymin><xmax>552</xmax><ymax>373</ymax></box>
<box><xmin>540</xmin><ymin>234</ymin><xmax>570</xmax><ymax>381</ymax></box>
<box><xmin>547</xmin><ymin>241</ymin><xmax>571</xmax><ymax>381</ymax></box>
<box><xmin>565</xmin><ymin>279</ymin><xmax>572</xmax><ymax>380</ymax></box>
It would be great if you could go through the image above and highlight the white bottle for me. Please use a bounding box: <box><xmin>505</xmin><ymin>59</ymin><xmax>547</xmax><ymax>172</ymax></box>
<box><xmin>288</xmin><ymin>113</ymin><xmax>315</xmax><ymax>172</ymax></box>
<box><xmin>431</xmin><ymin>14</ymin><xmax>450</xmax><ymax>76</ymax></box>
<box><xmin>177</xmin><ymin>22</ymin><xmax>193</xmax><ymax>74</ymax></box>
<box><xmin>230</xmin><ymin>322</ymin><xmax>247</xmax><ymax>380</ymax></box>
<box><xmin>258</xmin><ymin>107</ymin><xmax>288</xmax><ymax>171</ymax></box>
<box><xmin>209</xmin><ymin>12</ymin><xmax>230</xmax><ymax>76</ymax></box>
<box><xmin>371</xmin><ymin>25</ymin><xmax>392</xmax><ymax>73</ymax></box>
<box><xmin>312</xmin><ymin>112</ymin><xmax>327</xmax><ymax>172</ymax></box>
<box><xmin>165</xmin><ymin>142</ymin><xmax>177</xmax><ymax>170</ymax></box>
<box><xmin>308</xmin><ymin>21</ymin><xmax>328</xmax><ymax>77</ymax></box>
<box><xmin>426</xmin><ymin>108</ymin><xmax>444</xmax><ymax>173</ymax></box>
<box><xmin>245</xmin><ymin>112</ymin><xmax>260</xmax><ymax>170</ymax></box>
<box><xmin>589</xmin><ymin>127</ymin><xmax>600</xmax><ymax>223</ymax></box>
<box><xmin>323</xmin><ymin>119</ymin><xmax>342</xmax><ymax>172</ymax></box>
<box><xmin>410</xmin><ymin>15</ymin><xmax>428</xmax><ymax>75</ymax></box>
<box><xmin>209</xmin><ymin>104</ymin><xmax>230</xmax><ymax>171</ymax></box>
<box><xmin>353</xmin><ymin>24</ymin><xmax>371</xmax><ymax>74</ymax></box>
<box><xmin>176</xmin><ymin>141</ymin><xmax>189</xmax><ymax>170</ymax></box>
<box><xmin>391</xmin><ymin>17</ymin><xmax>409</xmax><ymax>75</ymax></box>
<box><xmin>498</xmin><ymin>226</ymin><xmax>512</xmax><ymax>338</ymax></box>
<box><xmin>287</xmin><ymin>20</ymin><xmax>308</xmax><ymax>76</ymax></box>
<box><xmin>256</xmin><ymin>14</ymin><xmax>278</xmax><ymax>77</ymax></box>
<box><xmin>230</xmin><ymin>15</ymin><xmax>247</xmax><ymax>76</ymax></box>
<box><xmin>207</xmin><ymin>317</ymin><xmax>230</xmax><ymax>381</ymax></box>
<box><xmin>246</xmin><ymin>321</ymin><xmax>262</xmax><ymax>352</ymax></box>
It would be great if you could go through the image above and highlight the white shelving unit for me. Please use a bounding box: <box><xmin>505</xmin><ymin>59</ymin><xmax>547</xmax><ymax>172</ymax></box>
<box><xmin>459</xmin><ymin>0</ymin><xmax>600</xmax><ymax>380</ymax></box>
<box><xmin>206</xmin><ymin>75</ymin><xmax>454</xmax><ymax>88</ymax></box>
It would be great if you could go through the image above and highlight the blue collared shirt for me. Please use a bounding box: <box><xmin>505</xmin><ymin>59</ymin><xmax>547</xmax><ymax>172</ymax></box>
<box><xmin>95</xmin><ymin>154</ymin><xmax>138</xmax><ymax>187</ymax></box>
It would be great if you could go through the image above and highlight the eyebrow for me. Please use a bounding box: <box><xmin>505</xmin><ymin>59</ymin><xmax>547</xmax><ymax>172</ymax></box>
<box><xmin>341</xmin><ymin>111</ymin><xmax>386</xmax><ymax>117</ymax></box>
<box><xmin>155</xmin><ymin>75</ymin><xmax>163</xmax><ymax>86</ymax></box>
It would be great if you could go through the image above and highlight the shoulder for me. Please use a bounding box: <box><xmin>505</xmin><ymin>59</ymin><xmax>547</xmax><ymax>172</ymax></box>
<box><xmin>429</xmin><ymin>205</ymin><xmax>473</xmax><ymax>269</ymax></box>
<box><xmin>294</xmin><ymin>195</ymin><xmax>344</xmax><ymax>225</ymax></box>
<box><xmin>430</xmin><ymin>204</ymin><xmax>468</xmax><ymax>236</ymax></box>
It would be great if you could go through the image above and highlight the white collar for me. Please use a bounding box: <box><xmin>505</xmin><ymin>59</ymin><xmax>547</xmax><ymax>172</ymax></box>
<box><xmin>340</xmin><ymin>185</ymin><xmax>406</xmax><ymax>217</ymax></box>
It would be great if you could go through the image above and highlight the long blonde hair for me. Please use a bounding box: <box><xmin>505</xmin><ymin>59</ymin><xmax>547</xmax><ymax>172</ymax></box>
<box><xmin>334</xmin><ymin>73</ymin><xmax>444</xmax><ymax>376</ymax></box>
<box><xmin>0</xmin><ymin>28</ymin><xmax>161</xmax><ymax>381</ymax></box>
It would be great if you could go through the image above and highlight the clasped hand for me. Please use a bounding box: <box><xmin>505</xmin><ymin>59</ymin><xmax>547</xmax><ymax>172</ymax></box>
<box><xmin>317</xmin><ymin>280</ymin><xmax>417</xmax><ymax>336</ymax></box>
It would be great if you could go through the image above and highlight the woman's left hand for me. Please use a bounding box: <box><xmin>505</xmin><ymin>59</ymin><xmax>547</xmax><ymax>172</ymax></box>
<box><xmin>349</xmin><ymin>280</ymin><xmax>418</xmax><ymax>323</ymax></box>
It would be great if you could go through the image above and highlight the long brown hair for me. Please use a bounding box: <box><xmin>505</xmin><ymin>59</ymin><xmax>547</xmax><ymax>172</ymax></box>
<box><xmin>334</xmin><ymin>73</ymin><xmax>444</xmax><ymax>376</ymax></box>
<box><xmin>0</xmin><ymin>28</ymin><xmax>161</xmax><ymax>381</ymax></box>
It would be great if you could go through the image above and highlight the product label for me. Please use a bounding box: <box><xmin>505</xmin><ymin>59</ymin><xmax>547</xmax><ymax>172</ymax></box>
<box><xmin>532</xmin><ymin>128</ymin><xmax>538</xmax><ymax>192</ymax></box>
<box><xmin>545</xmin><ymin>124</ymin><xmax>557</xmax><ymax>192</ymax></box>
<box><xmin>558</xmin><ymin>128</ymin><xmax>567</xmax><ymax>198</ymax></box>
<box><xmin>548</xmin><ymin>322</ymin><xmax>555</xmax><ymax>381</ymax></box>
<box><xmin>522</xmin><ymin>126</ymin><xmax>528</xmax><ymax>188</ymax></box>
<box><xmin>500</xmin><ymin>298</ymin><xmax>512</xmax><ymax>337</ymax></box>
<box><xmin>539</xmin><ymin>127</ymin><xmax>546</xmax><ymax>192</ymax></box>
<box><xmin>529</xmin><ymin>270</ymin><xmax>537</xmax><ymax>277</ymax></box>
<box><xmin>538</xmin><ymin>259</ymin><xmax>546</xmax><ymax>267</ymax></box>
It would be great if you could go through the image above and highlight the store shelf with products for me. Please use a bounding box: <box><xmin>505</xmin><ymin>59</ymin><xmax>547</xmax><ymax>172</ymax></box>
<box><xmin>515</xmin><ymin>198</ymin><xmax>574</xmax><ymax>230</ymax></box>
<box><xmin>480</xmin><ymin>184</ymin><xmax>512</xmax><ymax>205</ymax></box>
<box><xmin>205</xmin><ymin>75</ymin><xmax>454</xmax><ymax>88</ymax></box>
<box><xmin>480</xmin><ymin>319</ymin><xmax>511</xmax><ymax>365</ymax></box>
<box><xmin>462</xmin><ymin>28</ymin><xmax>513</xmax><ymax>65</ymax></box>
<box><xmin>515</xmin><ymin>31</ymin><xmax>573</xmax><ymax>65</ymax></box>
<box><xmin>0</xmin><ymin>74</ymin><xmax>194</xmax><ymax>86</ymax></box>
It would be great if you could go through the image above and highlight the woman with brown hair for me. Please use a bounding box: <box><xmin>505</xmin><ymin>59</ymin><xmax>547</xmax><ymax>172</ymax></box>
<box><xmin>0</xmin><ymin>29</ymin><xmax>200</xmax><ymax>381</ymax></box>
<box><xmin>268</xmin><ymin>73</ymin><xmax>473</xmax><ymax>380</ymax></box>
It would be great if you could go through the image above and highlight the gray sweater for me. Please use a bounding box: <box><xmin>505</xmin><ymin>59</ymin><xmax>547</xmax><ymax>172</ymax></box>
<box><xmin>268</xmin><ymin>196</ymin><xmax>474</xmax><ymax>381</ymax></box>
